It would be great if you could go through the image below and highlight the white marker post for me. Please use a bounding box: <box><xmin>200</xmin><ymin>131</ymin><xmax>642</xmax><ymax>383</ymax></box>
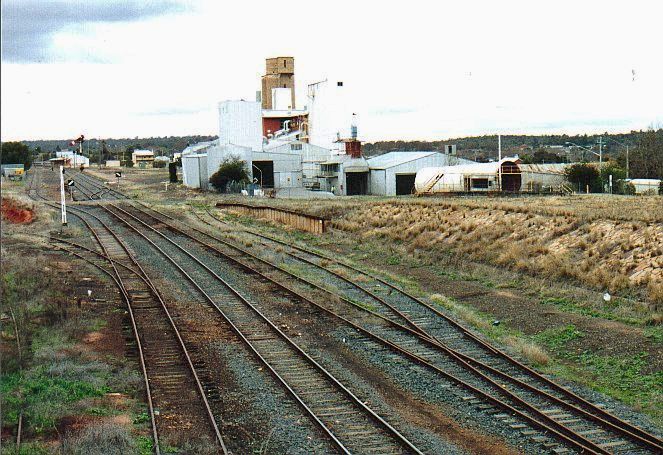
<box><xmin>59</xmin><ymin>166</ymin><xmax>67</xmax><ymax>226</ymax></box>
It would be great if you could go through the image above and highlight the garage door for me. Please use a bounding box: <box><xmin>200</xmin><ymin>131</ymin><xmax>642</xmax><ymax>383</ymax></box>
<box><xmin>395</xmin><ymin>174</ymin><xmax>416</xmax><ymax>195</ymax></box>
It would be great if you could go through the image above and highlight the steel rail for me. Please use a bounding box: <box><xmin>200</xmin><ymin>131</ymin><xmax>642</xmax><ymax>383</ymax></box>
<box><xmin>104</xmin><ymin>203</ymin><xmax>424</xmax><ymax>455</ymax></box>
<box><xmin>59</xmin><ymin>204</ymin><xmax>228</xmax><ymax>453</ymax></box>
<box><xmin>201</xmin><ymin>206</ymin><xmax>663</xmax><ymax>452</ymax></box>
<box><xmin>126</xmin><ymin>204</ymin><xmax>617</xmax><ymax>455</ymax></box>
<box><xmin>72</xmin><ymin>171</ymin><xmax>128</xmax><ymax>200</ymax></box>
<box><xmin>190</xmin><ymin>209</ymin><xmax>663</xmax><ymax>452</ymax></box>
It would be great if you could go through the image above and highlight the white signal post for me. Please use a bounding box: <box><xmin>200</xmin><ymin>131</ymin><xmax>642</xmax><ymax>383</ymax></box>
<box><xmin>59</xmin><ymin>166</ymin><xmax>67</xmax><ymax>226</ymax></box>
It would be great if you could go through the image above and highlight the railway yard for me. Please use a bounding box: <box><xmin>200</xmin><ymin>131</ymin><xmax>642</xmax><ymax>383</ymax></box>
<box><xmin>1</xmin><ymin>166</ymin><xmax>662</xmax><ymax>454</ymax></box>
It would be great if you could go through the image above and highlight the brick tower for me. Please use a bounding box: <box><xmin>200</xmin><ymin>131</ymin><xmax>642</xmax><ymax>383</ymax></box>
<box><xmin>261</xmin><ymin>57</ymin><xmax>295</xmax><ymax>110</ymax></box>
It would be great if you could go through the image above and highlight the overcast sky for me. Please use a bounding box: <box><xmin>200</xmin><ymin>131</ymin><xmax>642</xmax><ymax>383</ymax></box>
<box><xmin>2</xmin><ymin>0</ymin><xmax>662</xmax><ymax>142</ymax></box>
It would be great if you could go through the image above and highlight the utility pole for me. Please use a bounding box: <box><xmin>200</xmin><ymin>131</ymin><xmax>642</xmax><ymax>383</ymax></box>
<box><xmin>59</xmin><ymin>166</ymin><xmax>67</xmax><ymax>227</ymax></box>
<box><xmin>498</xmin><ymin>134</ymin><xmax>502</xmax><ymax>161</ymax></box>
<box><xmin>626</xmin><ymin>145</ymin><xmax>629</xmax><ymax>179</ymax></box>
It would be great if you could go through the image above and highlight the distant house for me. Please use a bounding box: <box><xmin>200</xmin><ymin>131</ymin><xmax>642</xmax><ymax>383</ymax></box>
<box><xmin>628</xmin><ymin>179</ymin><xmax>661</xmax><ymax>195</ymax></box>
<box><xmin>131</xmin><ymin>150</ymin><xmax>155</xmax><ymax>167</ymax></box>
<box><xmin>56</xmin><ymin>150</ymin><xmax>89</xmax><ymax>167</ymax></box>
<box><xmin>1</xmin><ymin>164</ymin><xmax>25</xmax><ymax>180</ymax></box>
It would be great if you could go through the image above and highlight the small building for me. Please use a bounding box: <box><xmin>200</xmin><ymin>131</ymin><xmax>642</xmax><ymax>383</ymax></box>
<box><xmin>105</xmin><ymin>160</ymin><xmax>121</xmax><ymax>167</ymax></box>
<box><xmin>56</xmin><ymin>150</ymin><xmax>89</xmax><ymax>167</ymax></box>
<box><xmin>1</xmin><ymin>164</ymin><xmax>25</xmax><ymax>180</ymax></box>
<box><xmin>182</xmin><ymin>154</ymin><xmax>208</xmax><ymax>189</ymax></box>
<box><xmin>368</xmin><ymin>151</ymin><xmax>473</xmax><ymax>196</ymax></box>
<box><xmin>132</xmin><ymin>150</ymin><xmax>155</xmax><ymax>167</ymax></box>
<box><xmin>628</xmin><ymin>178</ymin><xmax>661</xmax><ymax>195</ymax></box>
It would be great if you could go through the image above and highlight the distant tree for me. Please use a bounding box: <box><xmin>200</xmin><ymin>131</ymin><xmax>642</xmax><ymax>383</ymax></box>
<box><xmin>101</xmin><ymin>140</ymin><xmax>111</xmax><ymax>162</ymax></box>
<box><xmin>56</xmin><ymin>145</ymin><xmax>61</xmax><ymax>152</ymax></box>
<box><xmin>565</xmin><ymin>163</ymin><xmax>601</xmax><ymax>193</ymax></box>
<box><xmin>1</xmin><ymin>142</ymin><xmax>33</xmax><ymax>169</ymax></box>
<box><xmin>628</xmin><ymin>129</ymin><xmax>663</xmax><ymax>178</ymax></box>
<box><xmin>124</xmin><ymin>146</ymin><xmax>135</xmax><ymax>167</ymax></box>
<box><xmin>521</xmin><ymin>148</ymin><xmax>565</xmax><ymax>164</ymax></box>
<box><xmin>599</xmin><ymin>161</ymin><xmax>628</xmax><ymax>193</ymax></box>
<box><xmin>209</xmin><ymin>156</ymin><xmax>249</xmax><ymax>193</ymax></box>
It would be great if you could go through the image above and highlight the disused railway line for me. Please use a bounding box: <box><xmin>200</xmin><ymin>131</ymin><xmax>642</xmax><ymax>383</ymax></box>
<box><xmin>195</xmin><ymin>208</ymin><xmax>663</xmax><ymax>453</ymax></box>
<box><xmin>125</xmin><ymin>202</ymin><xmax>660</xmax><ymax>455</ymax></box>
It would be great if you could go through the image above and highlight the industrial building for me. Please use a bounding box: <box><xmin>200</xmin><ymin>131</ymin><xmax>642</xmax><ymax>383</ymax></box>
<box><xmin>415</xmin><ymin>159</ymin><xmax>572</xmax><ymax>194</ymax></box>
<box><xmin>181</xmin><ymin>56</ymin><xmax>467</xmax><ymax>197</ymax></box>
<box><xmin>367</xmin><ymin>152</ymin><xmax>473</xmax><ymax>196</ymax></box>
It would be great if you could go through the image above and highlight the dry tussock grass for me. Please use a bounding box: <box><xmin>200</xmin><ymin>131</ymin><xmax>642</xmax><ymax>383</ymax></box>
<box><xmin>504</xmin><ymin>336</ymin><xmax>551</xmax><ymax>366</ymax></box>
<box><xmin>334</xmin><ymin>197</ymin><xmax>663</xmax><ymax>305</ymax></box>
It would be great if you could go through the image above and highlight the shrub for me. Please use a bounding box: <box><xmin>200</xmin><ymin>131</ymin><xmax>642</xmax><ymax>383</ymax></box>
<box><xmin>565</xmin><ymin>163</ymin><xmax>601</xmax><ymax>192</ymax></box>
<box><xmin>209</xmin><ymin>156</ymin><xmax>249</xmax><ymax>193</ymax></box>
<box><xmin>61</xmin><ymin>422</ymin><xmax>135</xmax><ymax>455</ymax></box>
<box><xmin>152</xmin><ymin>160</ymin><xmax>167</xmax><ymax>168</ymax></box>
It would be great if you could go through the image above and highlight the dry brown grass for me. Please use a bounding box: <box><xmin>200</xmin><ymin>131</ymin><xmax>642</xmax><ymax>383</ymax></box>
<box><xmin>504</xmin><ymin>336</ymin><xmax>551</xmax><ymax>366</ymax></box>
<box><xmin>332</xmin><ymin>196</ymin><xmax>663</xmax><ymax>305</ymax></box>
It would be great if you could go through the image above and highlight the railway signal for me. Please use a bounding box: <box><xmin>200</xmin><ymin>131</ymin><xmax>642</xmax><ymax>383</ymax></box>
<box><xmin>59</xmin><ymin>165</ymin><xmax>67</xmax><ymax>227</ymax></box>
<box><xmin>115</xmin><ymin>171</ymin><xmax>122</xmax><ymax>187</ymax></box>
<box><xmin>66</xmin><ymin>179</ymin><xmax>75</xmax><ymax>200</ymax></box>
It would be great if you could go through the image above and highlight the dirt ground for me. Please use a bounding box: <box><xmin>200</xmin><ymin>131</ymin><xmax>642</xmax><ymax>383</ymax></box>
<box><xmin>316</xmin><ymin>236</ymin><xmax>662</xmax><ymax>372</ymax></box>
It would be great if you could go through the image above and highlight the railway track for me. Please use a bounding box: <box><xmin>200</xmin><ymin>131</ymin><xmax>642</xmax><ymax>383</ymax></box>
<box><xmin>25</xmin><ymin>173</ymin><xmax>225</xmax><ymax>453</ymax></box>
<box><xmin>66</xmin><ymin>207</ymin><xmax>226</xmax><ymax>452</ymax></box>
<box><xmin>98</xmin><ymin>202</ymin><xmax>424</xmax><ymax>454</ymax></box>
<box><xmin>197</xmin><ymin>208</ymin><xmax>663</xmax><ymax>453</ymax></box>
<box><xmin>28</xmin><ymin>168</ymin><xmax>662</xmax><ymax>454</ymax></box>
<box><xmin>70</xmin><ymin>170</ymin><xmax>128</xmax><ymax>201</ymax></box>
<box><xmin>120</xmin><ymin>202</ymin><xmax>661</xmax><ymax>455</ymax></box>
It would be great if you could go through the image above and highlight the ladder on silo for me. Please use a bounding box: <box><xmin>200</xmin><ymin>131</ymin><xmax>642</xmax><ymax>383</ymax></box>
<box><xmin>420</xmin><ymin>172</ymin><xmax>445</xmax><ymax>194</ymax></box>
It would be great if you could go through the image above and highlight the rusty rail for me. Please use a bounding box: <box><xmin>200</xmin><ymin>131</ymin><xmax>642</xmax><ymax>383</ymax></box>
<box><xmin>215</xmin><ymin>202</ymin><xmax>328</xmax><ymax>234</ymax></box>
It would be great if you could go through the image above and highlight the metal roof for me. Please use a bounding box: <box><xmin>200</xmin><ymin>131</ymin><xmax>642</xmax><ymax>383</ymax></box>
<box><xmin>368</xmin><ymin>151</ymin><xmax>473</xmax><ymax>169</ymax></box>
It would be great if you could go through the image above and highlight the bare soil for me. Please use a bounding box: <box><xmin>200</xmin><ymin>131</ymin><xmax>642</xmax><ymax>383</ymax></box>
<box><xmin>321</xmin><ymin>238</ymin><xmax>663</xmax><ymax>373</ymax></box>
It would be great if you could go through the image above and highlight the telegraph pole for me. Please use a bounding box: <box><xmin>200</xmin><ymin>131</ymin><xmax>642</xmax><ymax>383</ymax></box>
<box><xmin>59</xmin><ymin>166</ymin><xmax>67</xmax><ymax>227</ymax></box>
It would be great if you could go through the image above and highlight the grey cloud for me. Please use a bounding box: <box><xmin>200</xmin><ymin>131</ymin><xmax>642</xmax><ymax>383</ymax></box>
<box><xmin>2</xmin><ymin>0</ymin><xmax>186</xmax><ymax>63</ymax></box>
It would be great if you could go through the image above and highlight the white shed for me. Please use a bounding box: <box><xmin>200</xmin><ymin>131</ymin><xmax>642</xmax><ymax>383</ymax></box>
<box><xmin>629</xmin><ymin>179</ymin><xmax>661</xmax><ymax>195</ymax></box>
<box><xmin>182</xmin><ymin>154</ymin><xmax>208</xmax><ymax>189</ymax></box>
<box><xmin>368</xmin><ymin>152</ymin><xmax>473</xmax><ymax>196</ymax></box>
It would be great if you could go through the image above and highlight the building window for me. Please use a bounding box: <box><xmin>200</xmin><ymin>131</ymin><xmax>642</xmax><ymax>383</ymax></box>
<box><xmin>471</xmin><ymin>178</ymin><xmax>489</xmax><ymax>189</ymax></box>
<box><xmin>290</xmin><ymin>144</ymin><xmax>302</xmax><ymax>151</ymax></box>
<box><xmin>337</xmin><ymin>81</ymin><xmax>343</xmax><ymax>87</ymax></box>
<box><xmin>283</xmin><ymin>60</ymin><xmax>287</xmax><ymax>67</ymax></box>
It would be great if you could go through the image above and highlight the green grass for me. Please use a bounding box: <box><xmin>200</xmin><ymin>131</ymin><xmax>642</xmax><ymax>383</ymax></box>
<box><xmin>136</xmin><ymin>436</ymin><xmax>155</xmax><ymax>455</ymax></box>
<box><xmin>540</xmin><ymin>297</ymin><xmax>643</xmax><ymax>325</ymax></box>
<box><xmin>533</xmin><ymin>324</ymin><xmax>584</xmax><ymax>352</ymax></box>
<box><xmin>643</xmin><ymin>326</ymin><xmax>663</xmax><ymax>344</ymax></box>
<box><xmin>1</xmin><ymin>370</ymin><xmax>108</xmax><ymax>433</ymax></box>
<box><xmin>543</xmin><ymin>352</ymin><xmax>663</xmax><ymax>422</ymax></box>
